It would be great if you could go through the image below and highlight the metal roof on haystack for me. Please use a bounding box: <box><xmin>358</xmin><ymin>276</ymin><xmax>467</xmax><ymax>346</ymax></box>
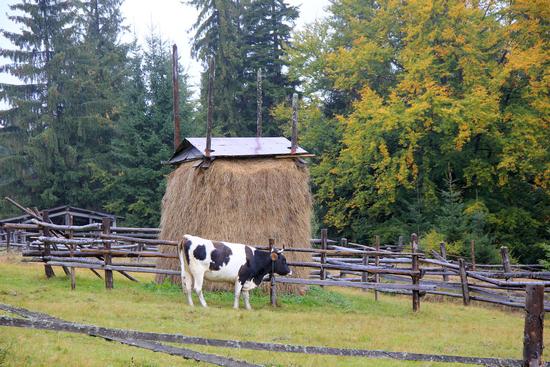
<box><xmin>167</xmin><ymin>137</ymin><xmax>310</xmax><ymax>165</ymax></box>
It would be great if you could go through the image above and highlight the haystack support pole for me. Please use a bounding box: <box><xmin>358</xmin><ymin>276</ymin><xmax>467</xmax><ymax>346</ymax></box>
<box><xmin>205</xmin><ymin>57</ymin><xmax>215</xmax><ymax>158</ymax></box>
<box><xmin>172</xmin><ymin>44</ymin><xmax>180</xmax><ymax>150</ymax></box>
<box><xmin>256</xmin><ymin>69</ymin><xmax>263</xmax><ymax>138</ymax></box>
<box><xmin>291</xmin><ymin>93</ymin><xmax>298</xmax><ymax>154</ymax></box>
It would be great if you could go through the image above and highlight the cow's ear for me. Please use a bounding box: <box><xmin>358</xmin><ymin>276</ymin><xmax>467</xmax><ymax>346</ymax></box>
<box><xmin>270</xmin><ymin>252</ymin><xmax>278</xmax><ymax>261</ymax></box>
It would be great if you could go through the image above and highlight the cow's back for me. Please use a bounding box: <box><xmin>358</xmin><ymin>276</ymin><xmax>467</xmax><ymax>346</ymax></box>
<box><xmin>185</xmin><ymin>235</ymin><xmax>251</xmax><ymax>284</ymax></box>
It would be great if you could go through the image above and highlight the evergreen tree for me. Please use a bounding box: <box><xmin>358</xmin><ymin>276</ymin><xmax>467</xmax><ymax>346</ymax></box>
<box><xmin>95</xmin><ymin>33</ymin><xmax>198</xmax><ymax>226</ymax></box>
<box><xmin>189</xmin><ymin>0</ymin><xmax>299</xmax><ymax>136</ymax></box>
<box><xmin>38</xmin><ymin>0</ymin><xmax>130</xmax><ymax>209</ymax></box>
<box><xmin>188</xmin><ymin>0</ymin><xmax>243</xmax><ymax>135</ymax></box>
<box><xmin>0</xmin><ymin>0</ymin><xmax>130</xmax><ymax>216</ymax></box>
<box><xmin>240</xmin><ymin>0</ymin><xmax>298</xmax><ymax>135</ymax></box>
<box><xmin>436</xmin><ymin>169</ymin><xmax>467</xmax><ymax>246</ymax></box>
<box><xmin>0</xmin><ymin>0</ymin><xmax>77</xmax><ymax>216</ymax></box>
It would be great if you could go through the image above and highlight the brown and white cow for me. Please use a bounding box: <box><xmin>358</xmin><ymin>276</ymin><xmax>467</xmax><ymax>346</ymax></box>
<box><xmin>177</xmin><ymin>234</ymin><xmax>291</xmax><ymax>309</ymax></box>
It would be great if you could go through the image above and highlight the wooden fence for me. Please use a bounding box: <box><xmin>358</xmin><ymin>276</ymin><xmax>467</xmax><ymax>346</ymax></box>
<box><xmin>2</xmin><ymin>217</ymin><xmax>549</xmax><ymax>365</ymax></box>
<box><xmin>2</xmin><ymin>218</ymin><xmax>549</xmax><ymax>312</ymax></box>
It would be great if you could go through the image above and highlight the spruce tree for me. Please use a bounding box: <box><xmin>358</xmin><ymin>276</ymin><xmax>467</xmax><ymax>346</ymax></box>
<box><xmin>436</xmin><ymin>169</ymin><xmax>467</xmax><ymax>246</ymax></box>
<box><xmin>189</xmin><ymin>0</ymin><xmax>298</xmax><ymax>136</ymax></box>
<box><xmin>240</xmin><ymin>0</ymin><xmax>298</xmax><ymax>135</ymax></box>
<box><xmin>188</xmin><ymin>0</ymin><xmax>243</xmax><ymax>135</ymax></box>
<box><xmin>96</xmin><ymin>33</ymin><xmax>197</xmax><ymax>226</ymax></box>
<box><xmin>0</xmin><ymin>0</ymin><xmax>77</xmax><ymax>216</ymax></box>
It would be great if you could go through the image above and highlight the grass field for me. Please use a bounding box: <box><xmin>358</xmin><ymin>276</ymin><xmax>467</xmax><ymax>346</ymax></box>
<box><xmin>0</xmin><ymin>253</ymin><xmax>546</xmax><ymax>366</ymax></box>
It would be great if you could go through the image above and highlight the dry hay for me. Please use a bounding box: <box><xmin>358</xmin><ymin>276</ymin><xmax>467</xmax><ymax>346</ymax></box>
<box><xmin>156</xmin><ymin>158</ymin><xmax>312</xmax><ymax>294</ymax></box>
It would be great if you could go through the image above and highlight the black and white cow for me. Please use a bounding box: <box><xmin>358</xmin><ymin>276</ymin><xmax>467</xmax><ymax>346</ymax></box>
<box><xmin>177</xmin><ymin>234</ymin><xmax>291</xmax><ymax>309</ymax></box>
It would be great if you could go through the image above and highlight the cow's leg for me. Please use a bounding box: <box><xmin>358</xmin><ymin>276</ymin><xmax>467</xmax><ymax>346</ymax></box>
<box><xmin>243</xmin><ymin>290</ymin><xmax>252</xmax><ymax>310</ymax></box>
<box><xmin>183</xmin><ymin>271</ymin><xmax>194</xmax><ymax>306</ymax></box>
<box><xmin>233</xmin><ymin>280</ymin><xmax>243</xmax><ymax>309</ymax></box>
<box><xmin>178</xmin><ymin>242</ymin><xmax>194</xmax><ymax>306</ymax></box>
<box><xmin>193</xmin><ymin>272</ymin><xmax>208</xmax><ymax>308</ymax></box>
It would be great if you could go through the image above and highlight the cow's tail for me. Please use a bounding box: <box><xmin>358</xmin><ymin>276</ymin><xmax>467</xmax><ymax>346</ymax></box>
<box><xmin>177</xmin><ymin>235</ymin><xmax>189</xmax><ymax>271</ymax></box>
<box><xmin>177</xmin><ymin>235</ymin><xmax>190</xmax><ymax>291</ymax></box>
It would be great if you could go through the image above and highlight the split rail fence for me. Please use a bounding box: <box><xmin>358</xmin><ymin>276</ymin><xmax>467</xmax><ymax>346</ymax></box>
<box><xmin>2</xmin><ymin>216</ymin><xmax>549</xmax><ymax>313</ymax></box>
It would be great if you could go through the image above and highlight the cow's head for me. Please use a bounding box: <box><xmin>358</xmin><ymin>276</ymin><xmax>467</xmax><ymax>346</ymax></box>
<box><xmin>270</xmin><ymin>248</ymin><xmax>292</xmax><ymax>276</ymax></box>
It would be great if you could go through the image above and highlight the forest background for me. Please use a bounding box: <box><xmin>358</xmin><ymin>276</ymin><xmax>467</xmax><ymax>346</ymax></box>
<box><xmin>0</xmin><ymin>0</ymin><xmax>548</xmax><ymax>265</ymax></box>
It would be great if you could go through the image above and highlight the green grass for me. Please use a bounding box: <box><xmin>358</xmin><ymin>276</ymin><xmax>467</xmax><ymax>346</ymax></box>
<box><xmin>0</xmin><ymin>253</ymin><xmax>546</xmax><ymax>366</ymax></box>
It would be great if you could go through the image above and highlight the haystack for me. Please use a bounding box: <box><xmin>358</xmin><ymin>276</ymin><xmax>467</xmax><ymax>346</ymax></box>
<box><xmin>156</xmin><ymin>157</ymin><xmax>312</xmax><ymax>294</ymax></box>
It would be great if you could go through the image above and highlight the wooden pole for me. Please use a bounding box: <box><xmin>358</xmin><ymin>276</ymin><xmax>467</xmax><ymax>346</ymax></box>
<box><xmin>269</xmin><ymin>238</ymin><xmax>277</xmax><ymax>307</ymax></box>
<box><xmin>41</xmin><ymin>211</ymin><xmax>55</xmax><ymax>278</ymax></box>
<box><xmin>440</xmin><ymin>242</ymin><xmax>449</xmax><ymax>282</ymax></box>
<box><xmin>501</xmin><ymin>246</ymin><xmax>512</xmax><ymax>276</ymax></box>
<box><xmin>361</xmin><ymin>251</ymin><xmax>368</xmax><ymax>291</ymax></box>
<box><xmin>172</xmin><ymin>44</ymin><xmax>181</xmax><ymax>150</ymax></box>
<box><xmin>470</xmin><ymin>239</ymin><xmax>476</xmax><ymax>271</ymax></box>
<box><xmin>291</xmin><ymin>93</ymin><xmax>298</xmax><ymax>154</ymax></box>
<box><xmin>398</xmin><ymin>235</ymin><xmax>404</xmax><ymax>250</ymax></box>
<box><xmin>411</xmin><ymin>233</ymin><xmax>420</xmax><ymax>312</ymax></box>
<box><xmin>103</xmin><ymin>218</ymin><xmax>113</xmax><ymax>290</ymax></box>
<box><xmin>340</xmin><ymin>237</ymin><xmax>348</xmax><ymax>278</ymax></box>
<box><xmin>205</xmin><ymin>57</ymin><xmax>215</xmax><ymax>158</ymax></box>
<box><xmin>5</xmin><ymin>229</ymin><xmax>10</xmax><ymax>253</ymax></box>
<box><xmin>320</xmin><ymin>229</ymin><xmax>327</xmax><ymax>285</ymax></box>
<box><xmin>523</xmin><ymin>284</ymin><xmax>544</xmax><ymax>367</ymax></box>
<box><xmin>68</xmin><ymin>215</ymin><xmax>76</xmax><ymax>290</ymax></box>
<box><xmin>374</xmin><ymin>235</ymin><xmax>380</xmax><ymax>301</ymax></box>
<box><xmin>256</xmin><ymin>69</ymin><xmax>262</xmax><ymax>138</ymax></box>
<box><xmin>458</xmin><ymin>258</ymin><xmax>470</xmax><ymax>306</ymax></box>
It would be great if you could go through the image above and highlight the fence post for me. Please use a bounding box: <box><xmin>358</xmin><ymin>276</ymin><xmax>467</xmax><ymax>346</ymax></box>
<box><xmin>41</xmin><ymin>211</ymin><xmax>55</xmax><ymax>278</ymax></box>
<box><xmin>67</xmin><ymin>214</ymin><xmax>76</xmax><ymax>291</ymax></box>
<box><xmin>398</xmin><ymin>235</ymin><xmax>404</xmax><ymax>250</ymax></box>
<box><xmin>440</xmin><ymin>242</ymin><xmax>449</xmax><ymax>282</ymax></box>
<box><xmin>470</xmin><ymin>239</ymin><xmax>476</xmax><ymax>271</ymax></box>
<box><xmin>6</xmin><ymin>229</ymin><xmax>10</xmax><ymax>253</ymax></box>
<box><xmin>340</xmin><ymin>238</ymin><xmax>348</xmax><ymax>278</ymax></box>
<box><xmin>320</xmin><ymin>229</ymin><xmax>327</xmax><ymax>285</ymax></box>
<box><xmin>102</xmin><ymin>217</ymin><xmax>113</xmax><ymax>290</ymax></box>
<box><xmin>269</xmin><ymin>238</ymin><xmax>277</xmax><ymax>307</ymax></box>
<box><xmin>501</xmin><ymin>246</ymin><xmax>512</xmax><ymax>276</ymax></box>
<box><xmin>523</xmin><ymin>284</ymin><xmax>544</xmax><ymax>367</ymax></box>
<box><xmin>361</xmin><ymin>251</ymin><xmax>368</xmax><ymax>291</ymax></box>
<box><xmin>458</xmin><ymin>258</ymin><xmax>470</xmax><ymax>306</ymax></box>
<box><xmin>411</xmin><ymin>233</ymin><xmax>420</xmax><ymax>312</ymax></box>
<box><xmin>374</xmin><ymin>235</ymin><xmax>380</xmax><ymax>301</ymax></box>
